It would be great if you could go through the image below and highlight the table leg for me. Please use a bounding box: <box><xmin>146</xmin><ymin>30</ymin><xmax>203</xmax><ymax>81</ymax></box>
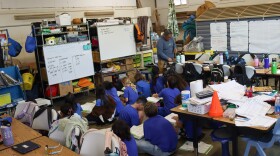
<box><xmin>192</xmin><ymin>118</ymin><xmax>199</xmax><ymax>156</ymax></box>
<box><xmin>266</xmin><ymin>77</ymin><xmax>269</xmax><ymax>86</ymax></box>
<box><xmin>232</xmin><ymin>126</ymin><xmax>238</xmax><ymax>156</ymax></box>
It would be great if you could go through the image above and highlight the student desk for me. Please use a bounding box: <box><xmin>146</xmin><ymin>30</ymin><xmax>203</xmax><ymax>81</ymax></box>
<box><xmin>255</xmin><ymin>68</ymin><xmax>280</xmax><ymax>90</ymax></box>
<box><xmin>171</xmin><ymin>106</ymin><xmax>275</xmax><ymax>156</ymax></box>
<box><xmin>0</xmin><ymin>136</ymin><xmax>79</xmax><ymax>156</ymax></box>
<box><xmin>0</xmin><ymin>117</ymin><xmax>42</xmax><ymax>151</ymax></box>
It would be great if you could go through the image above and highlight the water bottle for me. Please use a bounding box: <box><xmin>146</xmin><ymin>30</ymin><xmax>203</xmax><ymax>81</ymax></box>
<box><xmin>1</xmin><ymin>126</ymin><xmax>14</xmax><ymax>146</ymax></box>
<box><xmin>271</xmin><ymin>58</ymin><xmax>278</xmax><ymax>74</ymax></box>
<box><xmin>225</xmin><ymin>50</ymin><xmax>229</xmax><ymax>65</ymax></box>
<box><xmin>254</xmin><ymin>55</ymin><xmax>259</xmax><ymax>67</ymax></box>
<box><xmin>219</xmin><ymin>53</ymin><xmax>224</xmax><ymax>64</ymax></box>
<box><xmin>275</xmin><ymin>97</ymin><xmax>280</xmax><ymax>115</ymax></box>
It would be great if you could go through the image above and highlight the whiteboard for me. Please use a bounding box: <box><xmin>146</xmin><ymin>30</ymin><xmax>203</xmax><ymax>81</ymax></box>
<box><xmin>43</xmin><ymin>41</ymin><xmax>95</xmax><ymax>85</ymax></box>
<box><xmin>210</xmin><ymin>22</ymin><xmax>227</xmax><ymax>51</ymax></box>
<box><xmin>98</xmin><ymin>25</ymin><xmax>136</xmax><ymax>61</ymax></box>
<box><xmin>230</xmin><ymin>21</ymin><xmax>248</xmax><ymax>51</ymax></box>
<box><xmin>249</xmin><ymin>20</ymin><xmax>280</xmax><ymax>53</ymax></box>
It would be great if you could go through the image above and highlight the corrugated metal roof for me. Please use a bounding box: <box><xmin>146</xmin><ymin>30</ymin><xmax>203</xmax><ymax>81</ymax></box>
<box><xmin>197</xmin><ymin>3</ymin><xmax>280</xmax><ymax>21</ymax></box>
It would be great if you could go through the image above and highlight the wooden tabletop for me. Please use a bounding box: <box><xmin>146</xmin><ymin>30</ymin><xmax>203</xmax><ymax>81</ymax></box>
<box><xmin>0</xmin><ymin>136</ymin><xmax>79</xmax><ymax>156</ymax></box>
<box><xmin>0</xmin><ymin>118</ymin><xmax>42</xmax><ymax>151</ymax></box>
<box><xmin>171</xmin><ymin>105</ymin><xmax>274</xmax><ymax>131</ymax></box>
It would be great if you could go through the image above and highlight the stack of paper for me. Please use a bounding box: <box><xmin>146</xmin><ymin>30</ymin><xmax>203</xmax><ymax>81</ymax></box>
<box><xmin>164</xmin><ymin>113</ymin><xmax>178</xmax><ymax>126</ymax></box>
<box><xmin>179</xmin><ymin>141</ymin><xmax>213</xmax><ymax>154</ymax></box>
<box><xmin>252</xmin><ymin>95</ymin><xmax>275</xmax><ymax>102</ymax></box>
<box><xmin>117</xmin><ymin>91</ymin><xmax>124</xmax><ymax>96</ymax></box>
<box><xmin>131</xmin><ymin>124</ymin><xmax>144</xmax><ymax>139</ymax></box>
<box><xmin>189</xmin><ymin>96</ymin><xmax>213</xmax><ymax>105</ymax></box>
<box><xmin>210</xmin><ymin>80</ymin><xmax>245</xmax><ymax>100</ymax></box>
<box><xmin>81</xmin><ymin>101</ymin><xmax>96</xmax><ymax>113</ymax></box>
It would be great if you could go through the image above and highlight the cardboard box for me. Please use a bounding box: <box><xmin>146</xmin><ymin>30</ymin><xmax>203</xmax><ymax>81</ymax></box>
<box><xmin>103</xmin><ymin>76</ymin><xmax>113</xmax><ymax>82</ymax></box>
<box><xmin>120</xmin><ymin>65</ymin><xmax>126</xmax><ymax>71</ymax></box>
<box><xmin>92</xmin><ymin>51</ymin><xmax>101</xmax><ymax>63</ymax></box>
<box><xmin>59</xmin><ymin>81</ymin><xmax>73</xmax><ymax>96</ymax></box>
<box><xmin>125</xmin><ymin>58</ymin><xmax>133</xmax><ymax>65</ymax></box>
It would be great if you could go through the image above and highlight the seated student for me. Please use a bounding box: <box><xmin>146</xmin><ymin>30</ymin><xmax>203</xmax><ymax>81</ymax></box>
<box><xmin>153</xmin><ymin>75</ymin><xmax>180</xmax><ymax>117</ymax></box>
<box><xmin>134</xmin><ymin>72</ymin><xmax>151</xmax><ymax>98</ymax></box>
<box><xmin>86</xmin><ymin>85</ymin><xmax>116</xmax><ymax>125</ymax></box>
<box><xmin>150</xmin><ymin>66</ymin><xmax>165</xmax><ymax>94</ymax></box>
<box><xmin>112</xmin><ymin>120</ymin><xmax>138</xmax><ymax>156</ymax></box>
<box><xmin>60</xmin><ymin>104</ymin><xmax>74</xmax><ymax>118</ymax></box>
<box><xmin>174</xmin><ymin>95</ymin><xmax>202</xmax><ymax>140</ymax></box>
<box><xmin>104</xmin><ymin>81</ymin><xmax>124</xmax><ymax>116</ymax></box>
<box><xmin>119</xmin><ymin>96</ymin><xmax>147</xmax><ymax>127</ymax></box>
<box><xmin>65</xmin><ymin>93</ymin><xmax>83</xmax><ymax>117</ymax></box>
<box><xmin>121</xmin><ymin>77</ymin><xmax>139</xmax><ymax>105</ymax></box>
<box><xmin>136</xmin><ymin>102</ymin><xmax>178</xmax><ymax>156</ymax></box>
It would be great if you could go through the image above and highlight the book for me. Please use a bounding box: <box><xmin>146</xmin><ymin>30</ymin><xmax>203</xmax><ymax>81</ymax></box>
<box><xmin>130</xmin><ymin>124</ymin><xmax>144</xmax><ymax>139</ymax></box>
<box><xmin>164</xmin><ymin>113</ymin><xmax>178</xmax><ymax>126</ymax></box>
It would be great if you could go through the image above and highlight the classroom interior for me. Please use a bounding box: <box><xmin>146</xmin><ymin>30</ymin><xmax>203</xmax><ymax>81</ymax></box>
<box><xmin>1</xmin><ymin>0</ymin><xmax>280</xmax><ymax>156</ymax></box>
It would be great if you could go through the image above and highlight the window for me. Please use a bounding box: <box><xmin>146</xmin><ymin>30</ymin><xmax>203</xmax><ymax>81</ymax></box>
<box><xmin>174</xmin><ymin>0</ymin><xmax>187</xmax><ymax>5</ymax></box>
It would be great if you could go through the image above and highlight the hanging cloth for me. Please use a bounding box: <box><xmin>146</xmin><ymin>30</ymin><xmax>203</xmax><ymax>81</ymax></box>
<box><xmin>137</xmin><ymin>16</ymin><xmax>149</xmax><ymax>44</ymax></box>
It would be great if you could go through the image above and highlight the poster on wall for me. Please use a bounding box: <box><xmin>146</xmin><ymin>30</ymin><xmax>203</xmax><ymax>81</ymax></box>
<box><xmin>210</xmin><ymin>22</ymin><xmax>227</xmax><ymax>51</ymax></box>
<box><xmin>230</xmin><ymin>21</ymin><xmax>248</xmax><ymax>51</ymax></box>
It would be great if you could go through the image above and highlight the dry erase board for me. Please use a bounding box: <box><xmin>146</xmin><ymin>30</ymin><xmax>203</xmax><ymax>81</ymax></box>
<box><xmin>97</xmin><ymin>25</ymin><xmax>136</xmax><ymax>61</ymax></box>
<box><xmin>43</xmin><ymin>41</ymin><xmax>95</xmax><ymax>85</ymax></box>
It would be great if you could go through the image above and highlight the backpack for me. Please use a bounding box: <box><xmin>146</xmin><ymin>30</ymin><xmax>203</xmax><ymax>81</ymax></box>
<box><xmin>211</xmin><ymin>65</ymin><xmax>224</xmax><ymax>83</ymax></box>
<box><xmin>14</xmin><ymin>102</ymin><xmax>38</xmax><ymax>127</ymax></box>
<box><xmin>134</xmin><ymin>24</ymin><xmax>144</xmax><ymax>43</ymax></box>
<box><xmin>104</xmin><ymin>131</ymin><xmax>128</xmax><ymax>156</ymax></box>
<box><xmin>183</xmin><ymin>63</ymin><xmax>201</xmax><ymax>83</ymax></box>
<box><xmin>32</xmin><ymin>105</ymin><xmax>58</xmax><ymax>131</ymax></box>
<box><xmin>233</xmin><ymin>64</ymin><xmax>249</xmax><ymax>85</ymax></box>
<box><xmin>163</xmin><ymin>62</ymin><xmax>177</xmax><ymax>79</ymax></box>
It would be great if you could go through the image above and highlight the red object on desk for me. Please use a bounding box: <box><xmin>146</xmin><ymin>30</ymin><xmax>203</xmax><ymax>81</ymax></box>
<box><xmin>209</xmin><ymin>91</ymin><xmax>223</xmax><ymax>117</ymax></box>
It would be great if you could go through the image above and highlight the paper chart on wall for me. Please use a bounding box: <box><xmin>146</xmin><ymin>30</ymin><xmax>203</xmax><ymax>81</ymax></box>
<box><xmin>230</xmin><ymin>21</ymin><xmax>248</xmax><ymax>51</ymax></box>
<box><xmin>210</xmin><ymin>22</ymin><xmax>227</xmax><ymax>51</ymax></box>
<box><xmin>249</xmin><ymin>20</ymin><xmax>280</xmax><ymax>53</ymax></box>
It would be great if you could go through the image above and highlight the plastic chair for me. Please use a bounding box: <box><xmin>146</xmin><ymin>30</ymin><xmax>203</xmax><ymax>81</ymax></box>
<box><xmin>242</xmin><ymin>54</ymin><xmax>255</xmax><ymax>66</ymax></box>
<box><xmin>243</xmin><ymin>118</ymin><xmax>280</xmax><ymax>156</ymax></box>
<box><xmin>268</xmin><ymin>54</ymin><xmax>279</xmax><ymax>64</ymax></box>
<box><xmin>245</xmin><ymin>66</ymin><xmax>256</xmax><ymax>80</ymax></box>
<box><xmin>195</xmin><ymin>53</ymin><xmax>210</xmax><ymax>62</ymax></box>
<box><xmin>193</xmin><ymin>63</ymin><xmax>203</xmax><ymax>74</ymax></box>
<box><xmin>211</xmin><ymin>127</ymin><xmax>232</xmax><ymax>156</ymax></box>
<box><xmin>222</xmin><ymin>65</ymin><xmax>231</xmax><ymax>77</ymax></box>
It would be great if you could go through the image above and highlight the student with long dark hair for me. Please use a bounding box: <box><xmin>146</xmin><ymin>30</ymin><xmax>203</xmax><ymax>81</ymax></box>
<box><xmin>173</xmin><ymin>73</ymin><xmax>190</xmax><ymax>91</ymax></box>
<box><xmin>86</xmin><ymin>85</ymin><xmax>116</xmax><ymax>125</ymax></box>
<box><xmin>104</xmin><ymin>81</ymin><xmax>124</xmax><ymax>116</ymax></box>
<box><xmin>150</xmin><ymin>66</ymin><xmax>165</xmax><ymax>94</ymax></box>
<box><xmin>112</xmin><ymin>120</ymin><xmax>138</xmax><ymax>156</ymax></box>
<box><xmin>65</xmin><ymin>93</ymin><xmax>83</xmax><ymax>117</ymax></box>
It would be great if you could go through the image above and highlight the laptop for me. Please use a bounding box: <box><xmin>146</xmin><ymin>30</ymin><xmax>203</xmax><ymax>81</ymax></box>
<box><xmin>12</xmin><ymin>141</ymin><xmax>40</xmax><ymax>154</ymax></box>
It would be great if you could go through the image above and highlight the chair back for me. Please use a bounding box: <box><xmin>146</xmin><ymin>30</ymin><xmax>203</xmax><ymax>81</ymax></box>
<box><xmin>241</xmin><ymin>54</ymin><xmax>255</xmax><ymax>66</ymax></box>
<box><xmin>245</xmin><ymin>66</ymin><xmax>256</xmax><ymax>79</ymax></box>
<box><xmin>273</xmin><ymin>118</ymin><xmax>280</xmax><ymax>136</ymax></box>
<box><xmin>193</xmin><ymin>63</ymin><xmax>203</xmax><ymax>74</ymax></box>
<box><xmin>222</xmin><ymin>65</ymin><xmax>231</xmax><ymax>77</ymax></box>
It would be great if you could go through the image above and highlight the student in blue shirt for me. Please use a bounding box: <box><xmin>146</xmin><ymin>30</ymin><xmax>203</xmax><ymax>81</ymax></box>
<box><xmin>150</xmin><ymin>66</ymin><xmax>165</xmax><ymax>94</ymax></box>
<box><xmin>153</xmin><ymin>75</ymin><xmax>180</xmax><ymax>117</ymax></box>
<box><xmin>112</xmin><ymin>120</ymin><xmax>138</xmax><ymax>156</ymax></box>
<box><xmin>119</xmin><ymin>96</ymin><xmax>147</xmax><ymax>127</ymax></box>
<box><xmin>136</xmin><ymin>102</ymin><xmax>178</xmax><ymax>156</ymax></box>
<box><xmin>86</xmin><ymin>85</ymin><xmax>116</xmax><ymax>125</ymax></box>
<box><xmin>134</xmin><ymin>72</ymin><xmax>151</xmax><ymax>98</ymax></box>
<box><xmin>104</xmin><ymin>81</ymin><xmax>124</xmax><ymax>116</ymax></box>
<box><xmin>65</xmin><ymin>93</ymin><xmax>83</xmax><ymax>117</ymax></box>
<box><xmin>121</xmin><ymin>77</ymin><xmax>139</xmax><ymax>105</ymax></box>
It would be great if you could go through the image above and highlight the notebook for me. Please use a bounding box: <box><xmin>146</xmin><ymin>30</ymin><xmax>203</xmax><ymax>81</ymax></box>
<box><xmin>130</xmin><ymin>124</ymin><xmax>144</xmax><ymax>139</ymax></box>
<box><xmin>12</xmin><ymin>141</ymin><xmax>40</xmax><ymax>154</ymax></box>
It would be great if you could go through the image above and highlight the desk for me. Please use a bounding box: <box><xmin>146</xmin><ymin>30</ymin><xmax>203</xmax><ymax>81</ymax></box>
<box><xmin>0</xmin><ymin>118</ymin><xmax>42</xmax><ymax>151</ymax></box>
<box><xmin>171</xmin><ymin>106</ymin><xmax>274</xmax><ymax>156</ymax></box>
<box><xmin>0</xmin><ymin>136</ymin><xmax>79</xmax><ymax>156</ymax></box>
<box><xmin>255</xmin><ymin>69</ymin><xmax>280</xmax><ymax>90</ymax></box>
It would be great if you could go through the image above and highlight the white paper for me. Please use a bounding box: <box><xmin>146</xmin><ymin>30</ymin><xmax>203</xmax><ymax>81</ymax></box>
<box><xmin>235</xmin><ymin>115</ymin><xmax>277</xmax><ymax>128</ymax></box>
<box><xmin>81</xmin><ymin>101</ymin><xmax>96</xmax><ymax>113</ymax></box>
<box><xmin>131</xmin><ymin>124</ymin><xmax>144</xmax><ymax>139</ymax></box>
<box><xmin>235</xmin><ymin>99</ymin><xmax>271</xmax><ymax>119</ymax></box>
<box><xmin>147</xmin><ymin>97</ymin><xmax>162</xmax><ymax>103</ymax></box>
<box><xmin>252</xmin><ymin>95</ymin><xmax>275</xmax><ymax>102</ymax></box>
<box><xmin>249</xmin><ymin>20</ymin><xmax>280</xmax><ymax>53</ymax></box>
<box><xmin>179</xmin><ymin>141</ymin><xmax>213</xmax><ymax>154</ymax></box>
<box><xmin>189</xmin><ymin>96</ymin><xmax>213</xmax><ymax>105</ymax></box>
<box><xmin>117</xmin><ymin>91</ymin><xmax>124</xmax><ymax>96</ymax></box>
<box><xmin>164</xmin><ymin>113</ymin><xmax>178</xmax><ymax>126</ymax></box>
<box><xmin>230</xmin><ymin>21</ymin><xmax>249</xmax><ymax>51</ymax></box>
<box><xmin>210</xmin><ymin>22</ymin><xmax>227</xmax><ymax>51</ymax></box>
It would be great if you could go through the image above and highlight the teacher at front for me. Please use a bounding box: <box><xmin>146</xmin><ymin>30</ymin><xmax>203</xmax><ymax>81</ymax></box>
<box><xmin>157</xmin><ymin>29</ymin><xmax>177</xmax><ymax>74</ymax></box>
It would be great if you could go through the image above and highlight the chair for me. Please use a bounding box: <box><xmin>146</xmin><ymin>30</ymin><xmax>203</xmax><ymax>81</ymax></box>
<box><xmin>243</xmin><ymin>118</ymin><xmax>280</xmax><ymax>156</ymax></box>
<box><xmin>211</xmin><ymin>127</ymin><xmax>232</xmax><ymax>156</ymax></box>
<box><xmin>195</xmin><ymin>53</ymin><xmax>210</xmax><ymax>62</ymax></box>
<box><xmin>80</xmin><ymin>129</ymin><xmax>120</xmax><ymax>156</ymax></box>
<box><xmin>245</xmin><ymin>66</ymin><xmax>256</xmax><ymax>80</ymax></box>
<box><xmin>193</xmin><ymin>63</ymin><xmax>203</xmax><ymax>75</ymax></box>
<box><xmin>241</xmin><ymin>54</ymin><xmax>255</xmax><ymax>66</ymax></box>
<box><xmin>175</xmin><ymin>63</ymin><xmax>184</xmax><ymax>74</ymax></box>
<box><xmin>222</xmin><ymin>65</ymin><xmax>231</xmax><ymax>77</ymax></box>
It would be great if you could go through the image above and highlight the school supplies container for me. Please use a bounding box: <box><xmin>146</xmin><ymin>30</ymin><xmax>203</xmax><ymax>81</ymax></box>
<box><xmin>188</xmin><ymin>102</ymin><xmax>211</xmax><ymax>114</ymax></box>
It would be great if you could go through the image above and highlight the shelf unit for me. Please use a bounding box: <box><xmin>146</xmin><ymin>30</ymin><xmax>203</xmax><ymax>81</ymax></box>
<box><xmin>32</xmin><ymin>22</ymin><xmax>95</xmax><ymax>101</ymax></box>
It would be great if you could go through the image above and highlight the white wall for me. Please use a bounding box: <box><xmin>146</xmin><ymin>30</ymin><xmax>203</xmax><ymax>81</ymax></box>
<box><xmin>156</xmin><ymin>0</ymin><xmax>280</xmax><ymax>26</ymax></box>
<box><xmin>0</xmin><ymin>0</ymin><xmax>137</xmax><ymax>63</ymax></box>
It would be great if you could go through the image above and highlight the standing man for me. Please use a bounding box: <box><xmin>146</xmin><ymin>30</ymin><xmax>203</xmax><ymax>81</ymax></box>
<box><xmin>157</xmin><ymin>29</ymin><xmax>177</xmax><ymax>74</ymax></box>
